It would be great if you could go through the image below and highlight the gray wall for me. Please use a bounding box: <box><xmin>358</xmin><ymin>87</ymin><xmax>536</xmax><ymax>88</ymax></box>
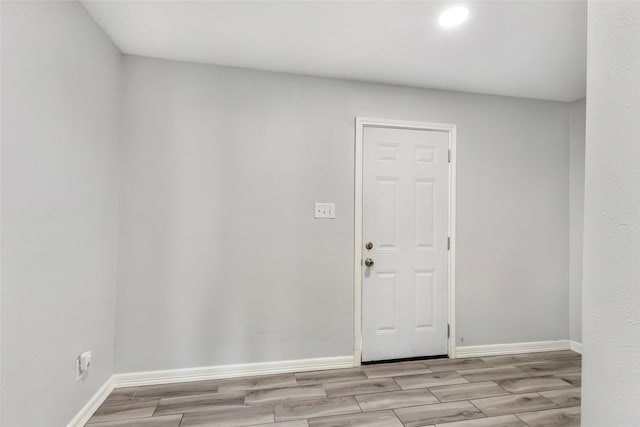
<box><xmin>569</xmin><ymin>98</ymin><xmax>585</xmax><ymax>343</ymax></box>
<box><xmin>116</xmin><ymin>55</ymin><xmax>570</xmax><ymax>373</ymax></box>
<box><xmin>1</xmin><ymin>2</ymin><xmax>121</xmax><ymax>425</ymax></box>
<box><xmin>583</xmin><ymin>1</ymin><xmax>640</xmax><ymax>425</ymax></box>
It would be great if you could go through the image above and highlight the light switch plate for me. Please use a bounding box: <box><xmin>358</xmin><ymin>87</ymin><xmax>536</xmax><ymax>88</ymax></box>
<box><xmin>314</xmin><ymin>202</ymin><xmax>335</xmax><ymax>219</ymax></box>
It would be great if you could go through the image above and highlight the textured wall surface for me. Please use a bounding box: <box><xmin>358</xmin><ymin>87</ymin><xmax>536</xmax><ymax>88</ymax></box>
<box><xmin>116</xmin><ymin>55</ymin><xmax>570</xmax><ymax>373</ymax></box>
<box><xmin>1</xmin><ymin>2</ymin><xmax>121</xmax><ymax>425</ymax></box>
<box><xmin>569</xmin><ymin>98</ymin><xmax>586</xmax><ymax>343</ymax></box>
<box><xmin>582</xmin><ymin>1</ymin><xmax>640</xmax><ymax>425</ymax></box>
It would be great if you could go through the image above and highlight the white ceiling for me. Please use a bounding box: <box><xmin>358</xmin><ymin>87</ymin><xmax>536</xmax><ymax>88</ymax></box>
<box><xmin>82</xmin><ymin>0</ymin><xmax>587</xmax><ymax>102</ymax></box>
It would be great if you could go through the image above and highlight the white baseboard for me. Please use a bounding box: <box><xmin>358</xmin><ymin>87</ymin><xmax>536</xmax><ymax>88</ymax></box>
<box><xmin>111</xmin><ymin>355</ymin><xmax>355</xmax><ymax>388</ymax></box>
<box><xmin>70</xmin><ymin>340</ymin><xmax>585</xmax><ymax>426</ymax></box>
<box><xmin>68</xmin><ymin>355</ymin><xmax>354</xmax><ymax>426</ymax></box>
<box><xmin>569</xmin><ymin>340</ymin><xmax>583</xmax><ymax>354</ymax></box>
<box><xmin>456</xmin><ymin>340</ymin><xmax>575</xmax><ymax>358</ymax></box>
<box><xmin>67</xmin><ymin>376</ymin><xmax>115</xmax><ymax>427</ymax></box>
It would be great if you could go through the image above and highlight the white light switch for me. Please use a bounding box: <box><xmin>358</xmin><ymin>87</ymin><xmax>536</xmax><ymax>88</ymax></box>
<box><xmin>314</xmin><ymin>202</ymin><xmax>336</xmax><ymax>219</ymax></box>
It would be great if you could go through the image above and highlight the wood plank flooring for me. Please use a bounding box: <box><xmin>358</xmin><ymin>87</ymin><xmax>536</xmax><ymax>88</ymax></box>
<box><xmin>87</xmin><ymin>351</ymin><xmax>581</xmax><ymax>427</ymax></box>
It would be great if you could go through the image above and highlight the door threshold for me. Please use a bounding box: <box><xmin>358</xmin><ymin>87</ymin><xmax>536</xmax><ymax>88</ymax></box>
<box><xmin>361</xmin><ymin>354</ymin><xmax>449</xmax><ymax>365</ymax></box>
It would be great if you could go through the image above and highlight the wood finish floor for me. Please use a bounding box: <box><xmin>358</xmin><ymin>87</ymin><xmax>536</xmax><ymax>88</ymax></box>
<box><xmin>87</xmin><ymin>351</ymin><xmax>581</xmax><ymax>427</ymax></box>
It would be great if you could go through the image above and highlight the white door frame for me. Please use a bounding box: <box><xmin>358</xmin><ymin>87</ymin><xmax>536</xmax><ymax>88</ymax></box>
<box><xmin>354</xmin><ymin>117</ymin><xmax>457</xmax><ymax>364</ymax></box>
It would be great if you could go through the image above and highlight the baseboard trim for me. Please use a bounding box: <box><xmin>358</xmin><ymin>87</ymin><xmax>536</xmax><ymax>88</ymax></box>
<box><xmin>69</xmin><ymin>339</ymin><xmax>584</xmax><ymax>426</ymax></box>
<box><xmin>112</xmin><ymin>355</ymin><xmax>356</xmax><ymax>389</ymax></box>
<box><xmin>456</xmin><ymin>340</ymin><xmax>574</xmax><ymax>358</ymax></box>
<box><xmin>67</xmin><ymin>376</ymin><xmax>115</xmax><ymax>427</ymax></box>
<box><xmin>68</xmin><ymin>355</ymin><xmax>354</xmax><ymax>426</ymax></box>
<box><xmin>569</xmin><ymin>340</ymin><xmax>583</xmax><ymax>354</ymax></box>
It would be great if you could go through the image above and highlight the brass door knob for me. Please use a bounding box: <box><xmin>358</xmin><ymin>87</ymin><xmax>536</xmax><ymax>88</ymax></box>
<box><xmin>364</xmin><ymin>258</ymin><xmax>374</xmax><ymax>267</ymax></box>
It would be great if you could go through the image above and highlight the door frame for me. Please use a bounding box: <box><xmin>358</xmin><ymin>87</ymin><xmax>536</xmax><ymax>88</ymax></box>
<box><xmin>354</xmin><ymin>117</ymin><xmax>457</xmax><ymax>364</ymax></box>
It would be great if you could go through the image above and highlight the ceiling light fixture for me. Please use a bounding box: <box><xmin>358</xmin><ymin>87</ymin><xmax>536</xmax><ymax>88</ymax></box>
<box><xmin>438</xmin><ymin>6</ymin><xmax>469</xmax><ymax>28</ymax></box>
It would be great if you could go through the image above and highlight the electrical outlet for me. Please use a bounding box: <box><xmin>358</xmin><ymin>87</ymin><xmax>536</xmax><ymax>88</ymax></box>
<box><xmin>76</xmin><ymin>351</ymin><xmax>92</xmax><ymax>381</ymax></box>
<box><xmin>314</xmin><ymin>202</ymin><xmax>336</xmax><ymax>219</ymax></box>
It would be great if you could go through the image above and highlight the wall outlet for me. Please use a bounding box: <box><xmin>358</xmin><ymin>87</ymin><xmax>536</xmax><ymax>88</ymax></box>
<box><xmin>76</xmin><ymin>351</ymin><xmax>92</xmax><ymax>381</ymax></box>
<box><xmin>314</xmin><ymin>202</ymin><xmax>336</xmax><ymax>219</ymax></box>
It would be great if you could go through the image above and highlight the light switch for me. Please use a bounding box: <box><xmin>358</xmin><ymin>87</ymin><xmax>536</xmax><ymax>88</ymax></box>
<box><xmin>314</xmin><ymin>202</ymin><xmax>336</xmax><ymax>219</ymax></box>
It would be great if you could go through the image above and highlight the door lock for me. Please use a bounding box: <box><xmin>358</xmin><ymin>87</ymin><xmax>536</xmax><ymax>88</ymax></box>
<box><xmin>364</xmin><ymin>258</ymin><xmax>374</xmax><ymax>267</ymax></box>
<box><xmin>365</xmin><ymin>242</ymin><xmax>373</xmax><ymax>250</ymax></box>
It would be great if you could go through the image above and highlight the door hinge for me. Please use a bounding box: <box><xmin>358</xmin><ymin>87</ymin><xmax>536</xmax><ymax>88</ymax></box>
<box><xmin>447</xmin><ymin>324</ymin><xmax>450</xmax><ymax>338</ymax></box>
<box><xmin>447</xmin><ymin>237</ymin><xmax>450</xmax><ymax>250</ymax></box>
<box><xmin>448</xmin><ymin>149</ymin><xmax>451</xmax><ymax>163</ymax></box>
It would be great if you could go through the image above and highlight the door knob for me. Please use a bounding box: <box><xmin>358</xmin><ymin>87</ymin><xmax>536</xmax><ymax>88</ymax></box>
<box><xmin>365</xmin><ymin>242</ymin><xmax>374</xmax><ymax>250</ymax></box>
<box><xmin>364</xmin><ymin>258</ymin><xmax>374</xmax><ymax>267</ymax></box>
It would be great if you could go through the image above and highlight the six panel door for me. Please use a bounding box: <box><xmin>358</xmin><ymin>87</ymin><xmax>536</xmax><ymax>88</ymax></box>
<box><xmin>362</xmin><ymin>125</ymin><xmax>450</xmax><ymax>362</ymax></box>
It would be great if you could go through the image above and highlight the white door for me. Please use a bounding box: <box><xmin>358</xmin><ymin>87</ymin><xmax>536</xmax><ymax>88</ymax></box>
<box><xmin>362</xmin><ymin>125</ymin><xmax>450</xmax><ymax>362</ymax></box>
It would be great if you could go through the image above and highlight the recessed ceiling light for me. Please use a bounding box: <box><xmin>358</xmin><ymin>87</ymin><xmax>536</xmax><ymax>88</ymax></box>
<box><xmin>439</xmin><ymin>6</ymin><xmax>469</xmax><ymax>28</ymax></box>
